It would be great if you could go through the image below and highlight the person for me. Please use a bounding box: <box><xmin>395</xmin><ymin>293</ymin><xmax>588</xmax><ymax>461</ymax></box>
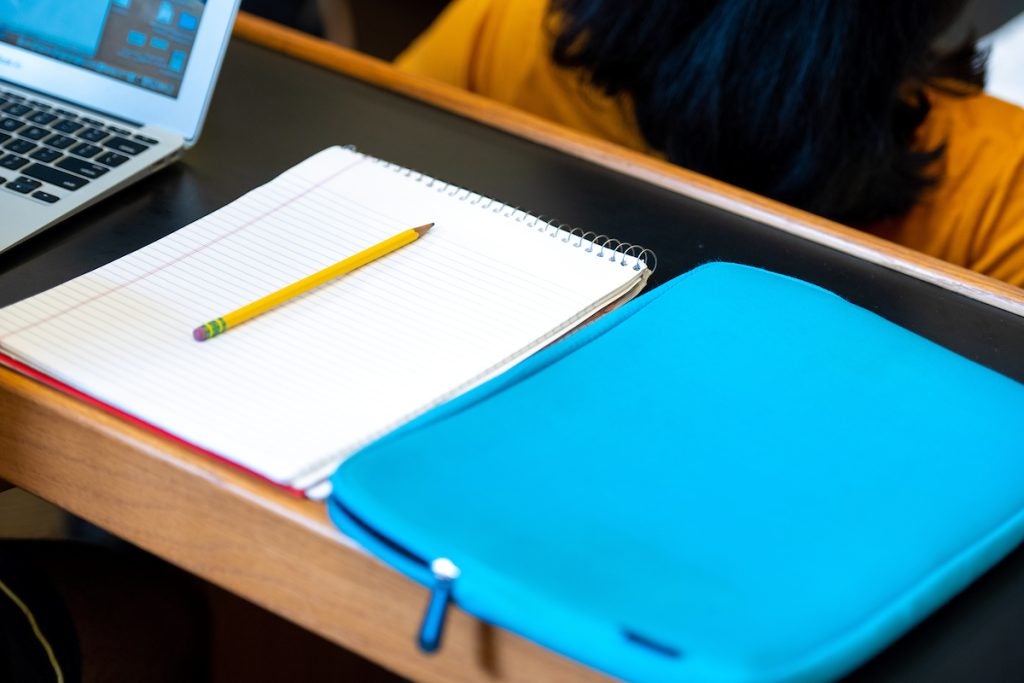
<box><xmin>396</xmin><ymin>0</ymin><xmax>1024</xmax><ymax>287</ymax></box>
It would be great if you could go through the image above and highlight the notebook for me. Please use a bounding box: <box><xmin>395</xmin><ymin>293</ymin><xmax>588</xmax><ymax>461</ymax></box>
<box><xmin>0</xmin><ymin>146</ymin><xmax>652</xmax><ymax>493</ymax></box>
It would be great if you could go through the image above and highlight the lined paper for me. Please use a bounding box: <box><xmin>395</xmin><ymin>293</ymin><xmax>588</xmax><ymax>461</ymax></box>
<box><xmin>0</xmin><ymin>147</ymin><xmax>647</xmax><ymax>489</ymax></box>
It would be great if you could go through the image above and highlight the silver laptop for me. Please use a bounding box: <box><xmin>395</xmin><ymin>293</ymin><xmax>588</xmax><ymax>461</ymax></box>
<box><xmin>0</xmin><ymin>0</ymin><xmax>240</xmax><ymax>253</ymax></box>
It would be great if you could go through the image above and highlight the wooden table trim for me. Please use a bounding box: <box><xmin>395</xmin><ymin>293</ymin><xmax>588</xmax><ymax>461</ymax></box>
<box><xmin>232</xmin><ymin>12</ymin><xmax>1024</xmax><ymax>318</ymax></box>
<box><xmin>0</xmin><ymin>367</ymin><xmax>606</xmax><ymax>682</ymax></box>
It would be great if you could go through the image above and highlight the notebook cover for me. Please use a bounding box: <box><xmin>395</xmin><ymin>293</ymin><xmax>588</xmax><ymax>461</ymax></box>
<box><xmin>329</xmin><ymin>262</ymin><xmax>1024</xmax><ymax>683</ymax></box>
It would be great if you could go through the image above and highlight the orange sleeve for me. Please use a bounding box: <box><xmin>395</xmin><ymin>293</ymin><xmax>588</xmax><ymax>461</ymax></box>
<box><xmin>396</xmin><ymin>0</ymin><xmax>547</xmax><ymax>99</ymax></box>
<box><xmin>394</xmin><ymin>0</ymin><xmax>494</xmax><ymax>90</ymax></box>
<box><xmin>873</xmin><ymin>92</ymin><xmax>1024</xmax><ymax>288</ymax></box>
<box><xmin>969</xmin><ymin>149</ymin><xmax>1024</xmax><ymax>287</ymax></box>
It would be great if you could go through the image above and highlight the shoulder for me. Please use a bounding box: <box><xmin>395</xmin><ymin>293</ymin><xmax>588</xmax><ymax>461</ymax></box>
<box><xmin>922</xmin><ymin>88</ymin><xmax>1024</xmax><ymax>225</ymax></box>
<box><xmin>395</xmin><ymin>0</ymin><xmax>548</xmax><ymax>96</ymax></box>
<box><xmin>396</xmin><ymin>0</ymin><xmax>647</xmax><ymax>150</ymax></box>
<box><xmin>920</xmin><ymin>88</ymin><xmax>1024</xmax><ymax>161</ymax></box>
<box><xmin>891</xmin><ymin>90</ymin><xmax>1024</xmax><ymax>286</ymax></box>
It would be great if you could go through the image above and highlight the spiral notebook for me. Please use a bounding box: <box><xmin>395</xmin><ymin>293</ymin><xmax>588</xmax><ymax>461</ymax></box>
<box><xmin>0</xmin><ymin>146</ymin><xmax>652</xmax><ymax>493</ymax></box>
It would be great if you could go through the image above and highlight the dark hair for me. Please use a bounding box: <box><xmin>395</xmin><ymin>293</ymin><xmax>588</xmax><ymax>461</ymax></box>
<box><xmin>550</xmin><ymin>0</ymin><xmax>986</xmax><ymax>225</ymax></box>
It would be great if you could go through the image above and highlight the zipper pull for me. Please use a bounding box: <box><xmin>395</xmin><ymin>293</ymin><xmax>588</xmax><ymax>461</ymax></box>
<box><xmin>418</xmin><ymin>558</ymin><xmax>460</xmax><ymax>653</ymax></box>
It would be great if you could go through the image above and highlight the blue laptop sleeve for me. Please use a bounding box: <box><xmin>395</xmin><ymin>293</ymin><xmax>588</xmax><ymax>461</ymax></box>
<box><xmin>328</xmin><ymin>262</ymin><xmax>1024</xmax><ymax>683</ymax></box>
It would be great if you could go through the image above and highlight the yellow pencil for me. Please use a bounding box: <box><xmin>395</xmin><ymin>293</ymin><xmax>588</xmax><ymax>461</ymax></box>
<box><xmin>193</xmin><ymin>222</ymin><xmax>434</xmax><ymax>341</ymax></box>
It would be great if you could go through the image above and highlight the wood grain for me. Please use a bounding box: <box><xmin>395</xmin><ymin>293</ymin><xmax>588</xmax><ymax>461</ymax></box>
<box><xmin>231</xmin><ymin>12</ymin><xmax>1024</xmax><ymax>317</ymax></box>
<box><xmin>0</xmin><ymin>367</ymin><xmax>606</xmax><ymax>682</ymax></box>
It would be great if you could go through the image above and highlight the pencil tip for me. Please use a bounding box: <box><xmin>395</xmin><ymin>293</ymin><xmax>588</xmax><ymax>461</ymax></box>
<box><xmin>413</xmin><ymin>223</ymin><xmax>434</xmax><ymax>236</ymax></box>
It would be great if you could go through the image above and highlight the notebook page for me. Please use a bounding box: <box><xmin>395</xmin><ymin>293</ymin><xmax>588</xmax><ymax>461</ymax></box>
<box><xmin>0</xmin><ymin>147</ymin><xmax>646</xmax><ymax>487</ymax></box>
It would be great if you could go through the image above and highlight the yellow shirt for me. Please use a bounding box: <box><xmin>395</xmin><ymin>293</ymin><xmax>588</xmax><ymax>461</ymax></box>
<box><xmin>398</xmin><ymin>0</ymin><xmax>1024</xmax><ymax>287</ymax></box>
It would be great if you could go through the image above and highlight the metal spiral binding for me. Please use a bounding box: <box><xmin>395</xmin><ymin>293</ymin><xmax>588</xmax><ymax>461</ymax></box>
<box><xmin>360</xmin><ymin>151</ymin><xmax>656</xmax><ymax>273</ymax></box>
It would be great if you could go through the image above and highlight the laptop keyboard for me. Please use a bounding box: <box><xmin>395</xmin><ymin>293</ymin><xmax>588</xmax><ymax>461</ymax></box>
<box><xmin>0</xmin><ymin>86</ymin><xmax>157</xmax><ymax>205</ymax></box>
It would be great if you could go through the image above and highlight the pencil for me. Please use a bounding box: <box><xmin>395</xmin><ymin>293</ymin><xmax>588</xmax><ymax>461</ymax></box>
<box><xmin>193</xmin><ymin>222</ymin><xmax>434</xmax><ymax>341</ymax></box>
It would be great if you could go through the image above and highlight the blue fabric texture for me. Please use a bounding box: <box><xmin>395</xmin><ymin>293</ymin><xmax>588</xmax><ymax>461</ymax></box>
<box><xmin>329</xmin><ymin>262</ymin><xmax>1024</xmax><ymax>683</ymax></box>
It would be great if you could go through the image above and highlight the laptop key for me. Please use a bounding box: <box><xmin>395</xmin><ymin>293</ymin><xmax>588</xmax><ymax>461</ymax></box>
<box><xmin>45</xmin><ymin>134</ymin><xmax>76</xmax><ymax>149</ymax></box>
<box><xmin>0</xmin><ymin>118</ymin><xmax>24</xmax><ymax>132</ymax></box>
<box><xmin>29</xmin><ymin>111</ymin><xmax>58</xmax><ymax>125</ymax></box>
<box><xmin>104</xmin><ymin>137</ymin><xmax>148</xmax><ymax>155</ymax></box>
<box><xmin>32</xmin><ymin>190</ymin><xmax>60</xmax><ymax>204</ymax></box>
<box><xmin>95</xmin><ymin>151</ymin><xmax>129</xmax><ymax>167</ymax></box>
<box><xmin>53</xmin><ymin>119</ymin><xmax>83</xmax><ymax>134</ymax></box>
<box><xmin>79</xmin><ymin>128</ymin><xmax>109</xmax><ymax>143</ymax></box>
<box><xmin>134</xmin><ymin>134</ymin><xmax>160</xmax><ymax>145</ymax></box>
<box><xmin>5</xmin><ymin>139</ymin><xmax>36</xmax><ymax>154</ymax></box>
<box><xmin>22</xmin><ymin>163</ymin><xmax>90</xmax><ymax>190</ymax></box>
<box><xmin>53</xmin><ymin>108</ymin><xmax>76</xmax><ymax>118</ymax></box>
<box><xmin>0</xmin><ymin>132</ymin><xmax>9</xmax><ymax>144</ymax></box>
<box><xmin>3</xmin><ymin>103</ymin><xmax>31</xmax><ymax>117</ymax></box>
<box><xmin>0</xmin><ymin>154</ymin><xmax>28</xmax><ymax>170</ymax></box>
<box><xmin>80</xmin><ymin>117</ymin><xmax>104</xmax><ymax>127</ymax></box>
<box><xmin>70</xmin><ymin>142</ymin><xmax>102</xmax><ymax>158</ymax></box>
<box><xmin>107</xmin><ymin>125</ymin><xmax>132</xmax><ymax>136</ymax></box>
<box><xmin>20</xmin><ymin>126</ymin><xmax>49</xmax><ymax>141</ymax></box>
<box><xmin>56</xmin><ymin>156</ymin><xmax>108</xmax><ymax>179</ymax></box>
<box><xmin>30</xmin><ymin>147</ymin><xmax>62</xmax><ymax>163</ymax></box>
<box><xmin>6</xmin><ymin>176</ymin><xmax>41</xmax><ymax>194</ymax></box>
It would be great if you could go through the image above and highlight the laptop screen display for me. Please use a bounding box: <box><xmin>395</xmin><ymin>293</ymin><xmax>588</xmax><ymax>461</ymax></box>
<box><xmin>0</xmin><ymin>0</ymin><xmax>207</xmax><ymax>99</ymax></box>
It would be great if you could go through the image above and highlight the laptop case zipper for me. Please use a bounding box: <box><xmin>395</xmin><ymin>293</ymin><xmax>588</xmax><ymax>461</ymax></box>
<box><xmin>419</xmin><ymin>558</ymin><xmax>460</xmax><ymax>652</ymax></box>
<box><xmin>332</xmin><ymin>501</ymin><xmax>460</xmax><ymax>653</ymax></box>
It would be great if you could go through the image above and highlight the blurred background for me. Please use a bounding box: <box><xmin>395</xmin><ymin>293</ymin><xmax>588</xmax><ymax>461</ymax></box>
<box><xmin>238</xmin><ymin>0</ymin><xmax>1024</xmax><ymax>58</ymax></box>
<box><xmin>240</xmin><ymin>0</ymin><xmax>448</xmax><ymax>59</ymax></box>
<box><xmin>237</xmin><ymin>0</ymin><xmax>1024</xmax><ymax>106</ymax></box>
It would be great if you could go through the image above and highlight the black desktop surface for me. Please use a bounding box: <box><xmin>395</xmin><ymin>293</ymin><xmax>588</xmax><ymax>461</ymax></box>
<box><xmin>1</xmin><ymin>38</ymin><xmax>1022</xmax><ymax>681</ymax></box>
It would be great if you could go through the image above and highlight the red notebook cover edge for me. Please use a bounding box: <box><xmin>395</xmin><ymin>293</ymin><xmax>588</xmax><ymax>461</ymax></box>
<box><xmin>0</xmin><ymin>352</ymin><xmax>307</xmax><ymax>499</ymax></box>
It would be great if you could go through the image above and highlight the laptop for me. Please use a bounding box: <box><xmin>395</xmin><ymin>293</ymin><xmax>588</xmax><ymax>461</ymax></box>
<box><xmin>0</xmin><ymin>0</ymin><xmax>240</xmax><ymax>253</ymax></box>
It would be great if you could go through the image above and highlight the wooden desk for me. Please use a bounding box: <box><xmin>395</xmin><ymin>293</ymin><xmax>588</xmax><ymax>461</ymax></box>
<box><xmin>2</xmin><ymin>14</ymin><xmax>1024</xmax><ymax>682</ymax></box>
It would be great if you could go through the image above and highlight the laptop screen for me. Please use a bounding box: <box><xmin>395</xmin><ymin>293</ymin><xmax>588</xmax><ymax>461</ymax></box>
<box><xmin>0</xmin><ymin>0</ymin><xmax>207</xmax><ymax>99</ymax></box>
